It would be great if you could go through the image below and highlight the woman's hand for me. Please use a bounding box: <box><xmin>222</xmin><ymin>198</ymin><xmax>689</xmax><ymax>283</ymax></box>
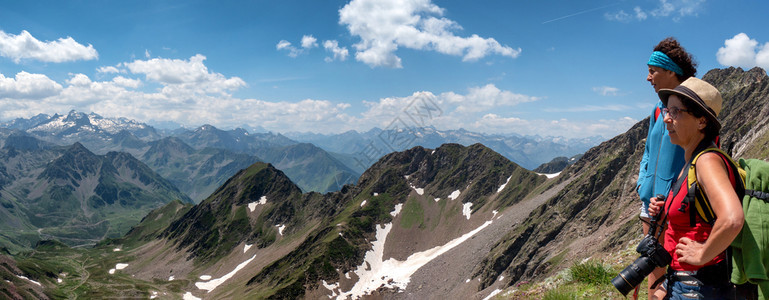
<box><xmin>675</xmin><ymin>237</ymin><xmax>707</xmax><ymax>266</ymax></box>
<box><xmin>648</xmin><ymin>196</ymin><xmax>664</xmax><ymax>217</ymax></box>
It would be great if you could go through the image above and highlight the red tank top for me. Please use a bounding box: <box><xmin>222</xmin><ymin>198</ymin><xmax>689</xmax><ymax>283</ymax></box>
<box><xmin>662</xmin><ymin>150</ymin><xmax>739</xmax><ymax>271</ymax></box>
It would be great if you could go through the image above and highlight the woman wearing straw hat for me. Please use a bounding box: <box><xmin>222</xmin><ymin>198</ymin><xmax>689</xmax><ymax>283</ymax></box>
<box><xmin>637</xmin><ymin>37</ymin><xmax>697</xmax><ymax>299</ymax></box>
<box><xmin>648</xmin><ymin>77</ymin><xmax>743</xmax><ymax>299</ymax></box>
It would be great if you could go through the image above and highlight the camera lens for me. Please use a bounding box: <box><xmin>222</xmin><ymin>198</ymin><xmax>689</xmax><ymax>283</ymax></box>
<box><xmin>612</xmin><ymin>256</ymin><xmax>656</xmax><ymax>295</ymax></box>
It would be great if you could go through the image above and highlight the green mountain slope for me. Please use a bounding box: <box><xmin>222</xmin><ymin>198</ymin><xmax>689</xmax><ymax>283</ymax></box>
<box><xmin>0</xmin><ymin>142</ymin><xmax>192</xmax><ymax>251</ymax></box>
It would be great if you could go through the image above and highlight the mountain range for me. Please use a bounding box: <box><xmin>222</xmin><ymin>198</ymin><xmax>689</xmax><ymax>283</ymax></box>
<box><xmin>1</xmin><ymin>113</ymin><xmax>360</xmax><ymax>200</ymax></box>
<box><xmin>4</xmin><ymin>67</ymin><xmax>764</xmax><ymax>299</ymax></box>
<box><xmin>0</xmin><ymin>136</ymin><xmax>192</xmax><ymax>253</ymax></box>
<box><xmin>1</xmin><ymin>111</ymin><xmax>599</xmax><ymax>202</ymax></box>
<box><xmin>285</xmin><ymin>126</ymin><xmax>602</xmax><ymax>172</ymax></box>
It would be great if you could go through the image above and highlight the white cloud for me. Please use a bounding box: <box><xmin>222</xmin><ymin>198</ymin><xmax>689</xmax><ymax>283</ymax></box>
<box><xmin>0</xmin><ymin>71</ymin><xmax>63</xmax><ymax>99</ymax></box>
<box><xmin>112</xmin><ymin>76</ymin><xmax>142</xmax><ymax>88</ymax></box>
<box><xmin>123</xmin><ymin>54</ymin><xmax>245</xmax><ymax>94</ymax></box>
<box><xmin>605</xmin><ymin>0</ymin><xmax>704</xmax><ymax>22</ymax></box>
<box><xmin>716</xmin><ymin>33</ymin><xmax>769</xmax><ymax>70</ymax></box>
<box><xmin>97</xmin><ymin>66</ymin><xmax>122</xmax><ymax>74</ymax></box>
<box><xmin>301</xmin><ymin>35</ymin><xmax>318</xmax><ymax>49</ymax></box>
<box><xmin>276</xmin><ymin>40</ymin><xmax>292</xmax><ymax>50</ymax></box>
<box><xmin>277</xmin><ymin>36</ymin><xmax>318</xmax><ymax>57</ymax></box>
<box><xmin>324</xmin><ymin>40</ymin><xmax>349</xmax><ymax>62</ymax></box>
<box><xmin>338</xmin><ymin>0</ymin><xmax>520</xmax><ymax>68</ymax></box>
<box><xmin>592</xmin><ymin>86</ymin><xmax>620</xmax><ymax>96</ymax></box>
<box><xmin>471</xmin><ymin>114</ymin><xmax>638</xmax><ymax>139</ymax></box>
<box><xmin>0</xmin><ymin>30</ymin><xmax>98</xmax><ymax>63</ymax></box>
<box><xmin>444</xmin><ymin>84</ymin><xmax>539</xmax><ymax>113</ymax></box>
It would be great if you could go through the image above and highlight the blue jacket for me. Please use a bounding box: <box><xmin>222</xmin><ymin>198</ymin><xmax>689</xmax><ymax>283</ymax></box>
<box><xmin>637</xmin><ymin>101</ymin><xmax>685</xmax><ymax>207</ymax></box>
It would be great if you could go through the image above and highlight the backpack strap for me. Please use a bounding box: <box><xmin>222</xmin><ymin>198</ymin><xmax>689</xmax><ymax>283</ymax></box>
<box><xmin>686</xmin><ymin>148</ymin><xmax>746</xmax><ymax>227</ymax></box>
<box><xmin>746</xmin><ymin>189</ymin><xmax>769</xmax><ymax>201</ymax></box>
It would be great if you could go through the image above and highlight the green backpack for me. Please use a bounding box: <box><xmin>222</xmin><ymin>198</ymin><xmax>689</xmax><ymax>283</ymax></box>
<box><xmin>687</xmin><ymin>148</ymin><xmax>769</xmax><ymax>297</ymax></box>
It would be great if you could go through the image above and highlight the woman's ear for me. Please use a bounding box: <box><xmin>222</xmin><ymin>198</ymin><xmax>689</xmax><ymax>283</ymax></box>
<box><xmin>698</xmin><ymin>117</ymin><xmax>707</xmax><ymax>130</ymax></box>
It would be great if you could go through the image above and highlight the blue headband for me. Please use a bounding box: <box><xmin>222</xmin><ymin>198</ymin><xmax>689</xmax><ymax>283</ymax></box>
<box><xmin>648</xmin><ymin>51</ymin><xmax>683</xmax><ymax>76</ymax></box>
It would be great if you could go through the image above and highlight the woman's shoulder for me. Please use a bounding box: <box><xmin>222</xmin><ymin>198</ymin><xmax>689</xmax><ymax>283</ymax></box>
<box><xmin>695</xmin><ymin>151</ymin><xmax>730</xmax><ymax>177</ymax></box>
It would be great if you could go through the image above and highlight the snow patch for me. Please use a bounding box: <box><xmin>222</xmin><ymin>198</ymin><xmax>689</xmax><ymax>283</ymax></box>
<box><xmin>244</xmin><ymin>244</ymin><xmax>252</xmax><ymax>253</ymax></box>
<box><xmin>150</xmin><ymin>291</ymin><xmax>158</xmax><ymax>299</ymax></box>
<box><xmin>322</xmin><ymin>280</ymin><xmax>340</xmax><ymax>298</ymax></box>
<box><xmin>169</xmin><ymin>276</ymin><xmax>175</xmax><ymax>281</ymax></box>
<box><xmin>360</xmin><ymin>200</ymin><xmax>367</xmax><ymax>207</ymax></box>
<box><xmin>373</xmin><ymin>192</ymin><xmax>379</xmax><ymax>196</ymax></box>
<box><xmin>434</xmin><ymin>197</ymin><xmax>440</xmax><ymax>202</ymax></box>
<box><xmin>57</xmin><ymin>278</ymin><xmax>63</xmax><ymax>283</ymax></box>
<box><xmin>199</xmin><ymin>275</ymin><xmax>212</xmax><ymax>281</ymax></box>
<box><xmin>483</xmin><ymin>289</ymin><xmax>502</xmax><ymax>300</ymax></box>
<box><xmin>448</xmin><ymin>190</ymin><xmax>461</xmax><ymax>200</ymax></box>
<box><xmin>109</xmin><ymin>263</ymin><xmax>128</xmax><ymax>274</ymax></box>
<box><xmin>113</xmin><ymin>248</ymin><xmax>121</xmax><ymax>252</ymax></box>
<box><xmin>195</xmin><ymin>255</ymin><xmax>256</xmax><ymax>292</ymax></box>
<box><xmin>183</xmin><ymin>292</ymin><xmax>201</xmax><ymax>300</ymax></box>
<box><xmin>277</xmin><ymin>224</ymin><xmax>286</xmax><ymax>236</ymax></box>
<box><xmin>537</xmin><ymin>172</ymin><xmax>561</xmax><ymax>179</ymax></box>
<box><xmin>335</xmin><ymin>210</ymin><xmax>494</xmax><ymax>299</ymax></box>
<box><xmin>465</xmin><ymin>279</ymin><xmax>471</xmax><ymax>283</ymax></box>
<box><xmin>248</xmin><ymin>196</ymin><xmax>268</xmax><ymax>212</ymax></box>
<box><xmin>18</xmin><ymin>275</ymin><xmax>41</xmax><ymax>286</ymax></box>
<box><xmin>493</xmin><ymin>210</ymin><xmax>499</xmax><ymax>218</ymax></box>
<box><xmin>462</xmin><ymin>203</ymin><xmax>473</xmax><ymax>220</ymax></box>
<box><xmin>498</xmin><ymin>275</ymin><xmax>505</xmax><ymax>281</ymax></box>
<box><xmin>390</xmin><ymin>203</ymin><xmax>403</xmax><ymax>217</ymax></box>
<box><xmin>497</xmin><ymin>176</ymin><xmax>512</xmax><ymax>193</ymax></box>
<box><xmin>414</xmin><ymin>187</ymin><xmax>424</xmax><ymax>195</ymax></box>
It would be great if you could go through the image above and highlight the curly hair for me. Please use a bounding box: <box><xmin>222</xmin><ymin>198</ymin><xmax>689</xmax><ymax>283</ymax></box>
<box><xmin>654</xmin><ymin>37</ymin><xmax>698</xmax><ymax>81</ymax></box>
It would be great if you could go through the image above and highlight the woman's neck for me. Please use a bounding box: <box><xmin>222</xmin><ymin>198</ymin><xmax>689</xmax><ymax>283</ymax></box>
<box><xmin>683</xmin><ymin>135</ymin><xmax>709</xmax><ymax>161</ymax></box>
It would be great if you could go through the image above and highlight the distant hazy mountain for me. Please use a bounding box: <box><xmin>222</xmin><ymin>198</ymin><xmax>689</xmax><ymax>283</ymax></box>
<box><xmin>1</xmin><ymin>114</ymin><xmax>361</xmax><ymax>197</ymax></box>
<box><xmin>0</xmin><ymin>141</ymin><xmax>191</xmax><ymax>252</ymax></box>
<box><xmin>142</xmin><ymin>137</ymin><xmax>262</xmax><ymax>201</ymax></box>
<box><xmin>172</xmin><ymin>124</ymin><xmax>296</xmax><ymax>152</ymax></box>
<box><xmin>171</xmin><ymin>125</ymin><xmax>360</xmax><ymax>194</ymax></box>
<box><xmin>285</xmin><ymin>126</ymin><xmax>603</xmax><ymax>170</ymax></box>
<box><xmin>533</xmin><ymin>154</ymin><xmax>583</xmax><ymax>174</ymax></box>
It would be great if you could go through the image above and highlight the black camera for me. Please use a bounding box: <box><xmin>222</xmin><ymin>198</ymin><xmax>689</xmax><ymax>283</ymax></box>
<box><xmin>611</xmin><ymin>195</ymin><xmax>672</xmax><ymax>296</ymax></box>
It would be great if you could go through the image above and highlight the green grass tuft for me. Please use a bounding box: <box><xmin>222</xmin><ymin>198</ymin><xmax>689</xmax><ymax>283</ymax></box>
<box><xmin>569</xmin><ymin>259</ymin><xmax>614</xmax><ymax>286</ymax></box>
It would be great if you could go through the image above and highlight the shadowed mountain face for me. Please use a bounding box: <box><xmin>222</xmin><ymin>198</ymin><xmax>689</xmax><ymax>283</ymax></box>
<box><xmin>0</xmin><ymin>142</ymin><xmax>191</xmax><ymax>251</ymax></box>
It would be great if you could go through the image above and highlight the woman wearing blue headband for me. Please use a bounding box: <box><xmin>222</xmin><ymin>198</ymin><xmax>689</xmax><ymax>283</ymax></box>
<box><xmin>637</xmin><ymin>37</ymin><xmax>697</xmax><ymax>300</ymax></box>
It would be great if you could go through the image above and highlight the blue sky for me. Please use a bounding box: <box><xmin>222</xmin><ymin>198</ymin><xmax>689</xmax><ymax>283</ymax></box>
<box><xmin>0</xmin><ymin>0</ymin><xmax>767</xmax><ymax>139</ymax></box>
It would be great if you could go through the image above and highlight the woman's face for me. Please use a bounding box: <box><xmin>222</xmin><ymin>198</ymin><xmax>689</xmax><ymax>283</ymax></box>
<box><xmin>647</xmin><ymin>65</ymin><xmax>679</xmax><ymax>92</ymax></box>
<box><xmin>664</xmin><ymin>95</ymin><xmax>705</xmax><ymax>147</ymax></box>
